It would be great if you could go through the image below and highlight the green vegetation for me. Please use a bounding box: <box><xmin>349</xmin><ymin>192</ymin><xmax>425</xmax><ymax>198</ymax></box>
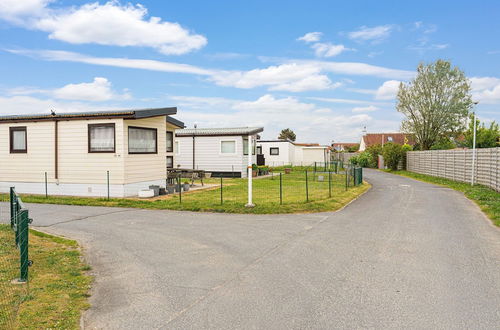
<box><xmin>397</xmin><ymin>59</ymin><xmax>473</xmax><ymax>150</ymax></box>
<box><xmin>385</xmin><ymin>170</ymin><xmax>500</xmax><ymax>227</ymax></box>
<box><xmin>278</xmin><ymin>128</ymin><xmax>296</xmax><ymax>141</ymax></box>
<box><xmin>464</xmin><ymin>115</ymin><xmax>499</xmax><ymax>148</ymax></box>
<box><xmin>0</xmin><ymin>225</ymin><xmax>91</xmax><ymax>329</ymax></box>
<box><xmin>0</xmin><ymin>170</ymin><xmax>369</xmax><ymax>214</ymax></box>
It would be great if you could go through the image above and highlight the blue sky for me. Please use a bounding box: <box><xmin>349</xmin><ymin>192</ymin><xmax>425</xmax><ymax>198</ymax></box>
<box><xmin>0</xmin><ymin>0</ymin><xmax>499</xmax><ymax>143</ymax></box>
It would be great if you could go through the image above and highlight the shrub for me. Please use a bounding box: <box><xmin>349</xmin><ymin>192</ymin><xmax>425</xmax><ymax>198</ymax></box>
<box><xmin>430</xmin><ymin>137</ymin><xmax>456</xmax><ymax>150</ymax></box>
<box><xmin>365</xmin><ymin>144</ymin><xmax>382</xmax><ymax>168</ymax></box>
<box><xmin>382</xmin><ymin>142</ymin><xmax>404</xmax><ymax>170</ymax></box>
<box><xmin>401</xmin><ymin>144</ymin><xmax>413</xmax><ymax>170</ymax></box>
<box><xmin>357</xmin><ymin>151</ymin><xmax>373</xmax><ymax>167</ymax></box>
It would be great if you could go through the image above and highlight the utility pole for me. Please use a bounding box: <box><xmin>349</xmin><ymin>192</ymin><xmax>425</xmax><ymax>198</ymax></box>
<box><xmin>471</xmin><ymin>101</ymin><xmax>479</xmax><ymax>185</ymax></box>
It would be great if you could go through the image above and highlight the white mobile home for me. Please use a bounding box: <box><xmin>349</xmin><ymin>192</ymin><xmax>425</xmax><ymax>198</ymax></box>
<box><xmin>0</xmin><ymin>108</ymin><xmax>184</xmax><ymax>197</ymax></box>
<box><xmin>256</xmin><ymin>140</ymin><xmax>331</xmax><ymax>166</ymax></box>
<box><xmin>175</xmin><ymin>127</ymin><xmax>263</xmax><ymax>177</ymax></box>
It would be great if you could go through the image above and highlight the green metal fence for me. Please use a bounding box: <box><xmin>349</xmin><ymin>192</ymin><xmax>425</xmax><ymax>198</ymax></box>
<box><xmin>10</xmin><ymin>187</ymin><xmax>32</xmax><ymax>283</ymax></box>
<box><xmin>1</xmin><ymin>188</ymin><xmax>32</xmax><ymax>329</ymax></box>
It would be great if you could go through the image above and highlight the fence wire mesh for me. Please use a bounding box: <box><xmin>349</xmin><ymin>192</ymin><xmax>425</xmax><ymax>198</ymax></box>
<box><xmin>0</xmin><ymin>190</ymin><xmax>31</xmax><ymax>329</ymax></box>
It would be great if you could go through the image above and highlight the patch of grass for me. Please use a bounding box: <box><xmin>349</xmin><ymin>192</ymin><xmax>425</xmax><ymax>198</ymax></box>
<box><xmin>0</xmin><ymin>170</ymin><xmax>369</xmax><ymax>214</ymax></box>
<box><xmin>0</xmin><ymin>224</ymin><xmax>91</xmax><ymax>329</ymax></box>
<box><xmin>384</xmin><ymin>170</ymin><xmax>500</xmax><ymax>227</ymax></box>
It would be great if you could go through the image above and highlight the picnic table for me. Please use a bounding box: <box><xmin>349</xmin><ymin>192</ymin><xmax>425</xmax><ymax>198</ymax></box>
<box><xmin>167</xmin><ymin>168</ymin><xmax>206</xmax><ymax>186</ymax></box>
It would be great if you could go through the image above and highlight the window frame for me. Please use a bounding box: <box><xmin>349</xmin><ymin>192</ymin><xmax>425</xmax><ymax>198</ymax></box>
<box><xmin>243</xmin><ymin>137</ymin><xmax>256</xmax><ymax>156</ymax></box>
<box><xmin>256</xmin><ymin>146</ymin><xmax>262</xmax><ymax>155</ymax></box>
<box><xmin>9</xmin><ymin>126</ymin><xmax>27</xmax><ymax>154</ymax></box>
<box><xmin>166</xmin><ymin>131</ymin><xmax>174</xmax><ymax>152</ymax></box>
<box><xmin>270</xmin><ymin>147</ymin><xmax>280</xmax><ymax>156</ymax></box>
<box><xmin>128</xmin><ymin>126</ymin><xmax>158</xmax><ymax>154</ymax></box>
<box><xmin>166</xmin><ymin>156</ymin><xmax>174</xmax><ymax>168</ymax></box>
<box><xmin>220</xmin><ymin>139</ymin><xmax>237</xmax><ymax>155</ymax></box>
<box><xmin>88</xmin><ymin>123</ymin><xmax>116</xmax><ymax>153</ymax></box>
<box><xmin>174</xmin><ymin>140</ymin><xmax>180</xmax><ymax>155</ymax></box>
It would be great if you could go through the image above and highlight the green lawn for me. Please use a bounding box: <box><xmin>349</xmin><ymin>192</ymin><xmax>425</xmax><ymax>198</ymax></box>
<box><xmin>0</xmin><ymin>170</ymin><xmax>369</xmax><ymax>214</ymax></box>
<box><xmin>0</xmin><ymin>224</ymin><xmax>91</xmax><ymax>329</ymax></box>
<box><xmin>384</xmin><ymin>170</ymin><xmax>500</xmax><ymax>227</ymax></box>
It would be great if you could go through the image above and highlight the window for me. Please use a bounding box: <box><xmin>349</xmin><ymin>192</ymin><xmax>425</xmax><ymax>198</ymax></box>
<box><xmin>10</xmin><ymin>126</ymin><xmax>27</xmax><ymax>153</ymax></box>
<box><xmin>256</xmin><ymin>146</ymin><xmax>262</xmax><ymax>155</ymax></box>
<box><xmin>88</xmin><ymin>124</ymin><xmax>115</xmax><ymax>153</ymax></box>
<box><xmin>270</xmin><ymin>147</ymin><xmax>279</xmax><ymax>155</ymax></box>
<box><xmin>243</xmin><ymin>137</ymin><xmax>256</xmax><ymax>155</ymax></box>
<box><xmin>128</xmin><ymin>126</ymin><xmax>157</xmax><ymax>154</ymax></box>
<box><xmin>175</xmin><ymin>141</ymin><xmax>180</xmax><ymax>155</ymax></box>
<box><xmin>221</xmin><ymin>140</ymin><xmax>236</xmax><ymax>154</ymax></box>
<box><xmin>166</xmin><ymin>131</ymin><xmax>174</xmax><ymax>152</ymax></box>
<box><xmin>387</xmin><ymin>136</ymin><xmax>393</xmax><ymax>142</ymax></box>
<box><xmin>166</xmin><ymin>156</ymin><xmax>174</xmax><ymax>168</ymax></box>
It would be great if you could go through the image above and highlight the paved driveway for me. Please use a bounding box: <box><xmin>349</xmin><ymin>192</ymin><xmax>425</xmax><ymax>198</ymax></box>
<box><xmin>1</xmin><ymin>170</ymin><xmax>499</xmax><ymax>329</ymax></box>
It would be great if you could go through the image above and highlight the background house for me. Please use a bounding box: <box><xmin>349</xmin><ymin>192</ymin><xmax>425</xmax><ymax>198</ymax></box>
<box><xmin>256</xmin><ymin>140</ymin><xmax>331</xmax><ymax>166</ymax></box>
<box><xmin>0</xmin><ymin>107</ymin><xmax>184</xmax><ymax>197</ymax></box>
<box><xmin>359</xmin><ymin>133</ymin><xmax>415</xmax><ymax>151</ymax></box>
<box><xmin>175</xmin><ymin>127</ymin><xmax>263</xmax><ymax>177</ymax></box>
<box><xmin>332</xmin><ymin>142</ymin><xmax>359</xmax><ymax>152</ymax></box>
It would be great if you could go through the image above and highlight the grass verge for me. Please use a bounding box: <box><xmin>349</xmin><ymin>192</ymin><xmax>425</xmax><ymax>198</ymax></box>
<box><xmin>383</xmin><ymin>170</ymin><xmax>499</xmax><ymax>227</ymax></box>
<box><xmin>0</xmin><ymin>224</ymin><xmax>91</xmax><ymax>329</ymax></box>
<box><xmin>0</xmin><ymin>171</ymin><xmax>369</xmax><ymax>214</ymax></box>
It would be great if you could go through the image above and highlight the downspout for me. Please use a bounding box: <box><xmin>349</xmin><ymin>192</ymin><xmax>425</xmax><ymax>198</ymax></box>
<box><xmin>54</xmin><ymin>120</ymin><xmax>59</xmax><ymax>180</ymax></box>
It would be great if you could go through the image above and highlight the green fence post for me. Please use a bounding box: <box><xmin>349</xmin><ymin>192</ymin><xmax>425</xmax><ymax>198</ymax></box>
<box><xmin>10</xmin><ymin>187</ymin><xmax>14</xmax><ymax>229</ymax></box>
<box><xmin>220</xmin><ymin>177</ymin><xmax>223</xmax><ymax>205</ymax></box>
<box><xmin>279</xmin><ymin>173</ymin><xmax>283</xmax><ymax>205</ymax></box>
<box><xmin>19</xmin><ymin>209</ymin><xmax>29</xmax><ymax>282</ymax></box>
<box><xmin>305</xmin><ymin>170</ymin><xmax>309</xmax><ymax>202</ymax></box>
<box><xmin>328</xmin><ymin>170</ymin><xmax>332</xmax><ymax>198</ymax></box>
<box><xmin>345</xmin><ymin>167</ymin><xmax>348</xmax><ymax>191</ymax></box>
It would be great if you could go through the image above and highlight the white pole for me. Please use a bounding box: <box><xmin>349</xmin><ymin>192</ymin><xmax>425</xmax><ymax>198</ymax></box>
<box><xmin>246</xmin><ymin>134</ymin><xmax>254</xmax><ymax>207</ymax></box>
<box><xmin>471</xmin><ymin>112</ymin><xmax>477</xmax><ymax>186</ymax></box>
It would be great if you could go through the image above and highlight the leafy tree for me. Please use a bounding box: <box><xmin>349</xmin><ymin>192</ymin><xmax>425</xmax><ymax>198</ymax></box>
<box><xmin>278</xmin><ymin>128</ymin><xmax>296</xmax><ymax>141</ymax></box>
<box><xmin>346</xmin><ymin>144</ymin><xmax>360</xmax><ymax>152</ymax></box>
<box><xmin>464</xmin><ymin>115</ymin><xmax>499</xmax><ymax>148</ymax></box>
<box><xmin>382</xmin><ymin>143</ymin><xmax>404</xmax><ymax>170</ymax></box>
<box><xmin>365</xmin><ymin>144</ymin><xmax>382</xmax><ymax>168</ymax></box>
<box><xmin>397</xmin><ymin>60</ymin><xmax>473</xmax><ymax>150</ymax></box>
<box><xmin>430</xmin><ymin>137</ymin><xmax>457</xmax><ymax>150</ymax></box>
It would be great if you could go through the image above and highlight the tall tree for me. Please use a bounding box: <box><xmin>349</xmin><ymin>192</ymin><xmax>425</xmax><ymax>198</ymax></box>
<box><xmin>278</xmin><ymin>128</ymin><xmax>296</xmax><ymax>141</ymax></box>
<box><xmin>396</xmin><ymin>60</ymin><xmax>473</xmax><ymax>150</ymax></box>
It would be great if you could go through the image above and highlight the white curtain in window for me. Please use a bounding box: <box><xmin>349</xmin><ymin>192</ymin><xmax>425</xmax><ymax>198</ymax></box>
<box><xmin>13</xmin><ymin>130</ymin><xmax>26</xmax><ymax>150</ymax></box>
<box><xmin>129</xmin><ymin>127</ymin><xmax>156</xmax><ymax>153</ymax></box>
<box><xmin>221</xmin><ymin>141</ymin><xmax>236</xmax><ymax>154</ymax></box>
<box><xmin>91</xmin><ymin>126</ymin><xmax>114</xmax><ymax>151</ymax></box>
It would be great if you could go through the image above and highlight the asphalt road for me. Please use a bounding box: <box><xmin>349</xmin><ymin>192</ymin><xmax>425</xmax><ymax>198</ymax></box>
<box><xmin>1</xmin><ymin>169</ymin><xmax>499</xmax><ymax>329</ymax></box>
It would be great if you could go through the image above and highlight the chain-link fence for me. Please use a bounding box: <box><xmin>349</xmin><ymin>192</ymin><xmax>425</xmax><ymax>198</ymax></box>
<box><xmin>0</xmin><ymin>188</ymin><xmax>32</xmax><ymax>329</ymax></box>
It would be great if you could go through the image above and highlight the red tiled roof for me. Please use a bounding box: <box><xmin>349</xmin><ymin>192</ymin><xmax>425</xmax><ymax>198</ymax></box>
<box><xmin>332</xmin><ymin>143</ymin><xmax>358</xmax><ymax>147</ymax></box>
<box><xmin>362</xmin><ymin>133</ymin><xmax>415</xmax><ymax>147</ymax></box>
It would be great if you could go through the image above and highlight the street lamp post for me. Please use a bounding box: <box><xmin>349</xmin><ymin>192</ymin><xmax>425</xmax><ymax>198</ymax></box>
<box><xmin>471</xmin><ymin>102</ymin><xmax>479</xmax><ymax>186</ymax></box>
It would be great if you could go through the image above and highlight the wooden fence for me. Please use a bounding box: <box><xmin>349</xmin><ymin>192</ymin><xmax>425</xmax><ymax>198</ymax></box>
<box><xmin>406</xmin><ymin>147</ymin><xmax>500</xmax><ymax>192</ymax></box>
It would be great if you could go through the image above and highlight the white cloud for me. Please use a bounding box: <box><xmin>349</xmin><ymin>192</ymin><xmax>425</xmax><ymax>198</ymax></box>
<box><xmin>53</xmin><ymin>77</ymin><xmax>130</xmax><ymax>101</ymax></box>
<box><xmin>375</xmin><ymin>80</ymin><xmax>400</xmax><ymax>100</ymax></box>
<box><xmin>9</xmin><ymin>49</ymin><xmax>415</xmax><ymax>92</ymax></box>
<box><xmin>348</xmin><ymin>25</ymin><xmax>394</xmax><ymax>43</ymax></box>
<box><xmin>0</xmin><ymin>0</ymin><xmax>51</xmax><ymax>23</ymax></box>
<box><xmin>0</xmin><ymin>95</ymin><xmax>119</xmax><ymax>116</ymax></box>
<box><xmin>352</xmin><ymin>105</ymin><xmax>379</xmax><ymax>113</ymax></box>
<box><xmin>470</xmin><ymin>77</ymin><xmax>500</xmax><ymax>104</ymax></box>
<box><xmin>2</xmin><ymin>1</ymin><xmax>207</xmax><ymax>55</ymax></box>
<box><xmin>308</xmin><ymin>97</ymin><xmax>392</xmax><ymax>106</ymax></box>
<box><xmin>7</xmin><ymin>49</ymin><xmax>214</xmax><ymax>75</ymax></box>
<box><xmin>297</xmin><ymin>32</ymin><xmax>322</xmax><ymax>43</ymax></box>
<box><xmin>211</xmin><ymin>63</ymin><xmax>340</xmax><ymax>92</ymax></box>
<box><xmin>168</xmin><ymin>94</ymin><xmax>378</xmax><ymax>143</ymax></box>
<box><xmin>233</xmin><ymin>94</ymin><xmax>315</xmax><ymax>113</ymax></box>
<box><xmin>312</xmin><ymin>42</ymin><xmax>350</xmax><ymax>58</ymax></box>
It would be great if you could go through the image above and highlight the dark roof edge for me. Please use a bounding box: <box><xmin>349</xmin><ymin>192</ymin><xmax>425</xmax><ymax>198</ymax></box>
<box><xmin>166</xmin><ymin>116</ymin><xmax>185</xmax><ymax>128</ymax></box>
<box><xmin>0</xmin><ymin>107</ymin><xmax>177</xmax><ymax>123</ymax></box>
